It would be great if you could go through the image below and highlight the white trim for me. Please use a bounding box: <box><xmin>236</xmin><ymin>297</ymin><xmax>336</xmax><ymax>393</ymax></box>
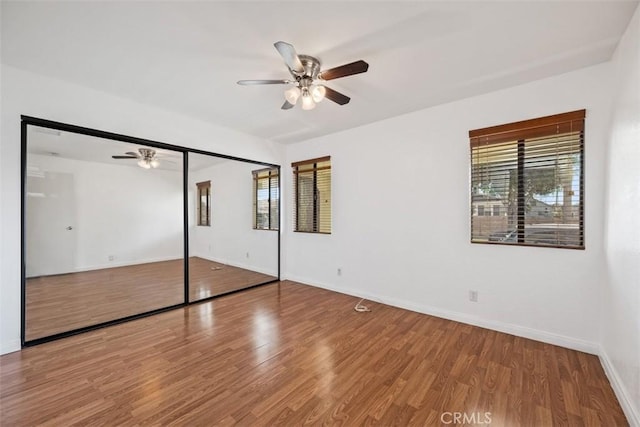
<box><xmin>26</xmin><ymin>255</ymin><xmax>185</xmax><ymax>278</ymax></box>
<box><xmin>192</xmin><ymin>253</ymin><xmax>277</xmax><ymax>277</ymax></box>
<box><xmin>599</xmin><ymin>346</ymin><xmax>640</xmax><ymax>427</ymax></box>
<box><xmin>73</xmin><ymin>255</ymin><xmax>184</xmax><ymax>273</ymax></box>
<box><xmin>284</xmin><ymin>274</ymin><xmax>599</xmax><ymax>355</ymax></box>
<box><xmin>0</xmin><ymin>338</ymin><xmax>21</xmax><ymax>355</ymax></box>
<box><xmin>28</xmin><ymin>254</ymin><xmax>278</xmax><ymax>277</ymax></box>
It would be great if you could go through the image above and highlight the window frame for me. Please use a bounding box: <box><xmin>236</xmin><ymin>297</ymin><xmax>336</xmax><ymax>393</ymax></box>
<box><xmin>469</xmin><ymin>110</ymin><xmax>585</xmax><ymax>249</ymax></box>
<box><xmin>292</xmin><ymin>156</ymin><xmax>331</xmax><ymax>234</ymax></box>
<box><xmin>252</xmin><ymin>167</ymin><xmax>280</xmax><ymax>231</ymax></box>
<box><xmin>196</xmin><ymin>180</ymin><xmax>211</xmax><ymax>227</ymax></box>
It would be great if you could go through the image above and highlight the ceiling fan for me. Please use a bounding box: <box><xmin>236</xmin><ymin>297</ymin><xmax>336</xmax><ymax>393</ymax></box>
<box><xmin>112</xmin><ymin>148</ymin><xmax>162</xmax><ymax>169</ymax></box>
<box><xmin>237</xmin><ymin>41</ymin><xmax>369</xmax><ymax>110</ymax></box>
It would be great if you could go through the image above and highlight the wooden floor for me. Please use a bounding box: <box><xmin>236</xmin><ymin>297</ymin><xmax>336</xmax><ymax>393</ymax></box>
<box><xmin>4</xmin><ymin>282</ymin><xmax>626</xmax><ymax>426</ymax></box>
<box><xmin>188</xmin><ymin>257</ymin><xmax>276</xmax><ymax>302</ymax></box>
<box><xmin>26</xmin><ymin>257</ymin><xmax>276</xmax><ymax>341</ymax></box>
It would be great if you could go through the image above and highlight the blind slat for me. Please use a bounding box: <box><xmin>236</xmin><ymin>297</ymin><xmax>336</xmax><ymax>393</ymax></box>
<box><xmin>253</xmin><ymin>167</ymin><xmax>279</xmax><ymax>230</ymax></box>
<box><xmin>470</xmin><ymin>111</ymin><xmax>585</xmax><ymax>249</ymax></box>
<box><xmin>293</xmin><ymin>157</ymin><xmax>331</xmax><ymax>233</ymax></box>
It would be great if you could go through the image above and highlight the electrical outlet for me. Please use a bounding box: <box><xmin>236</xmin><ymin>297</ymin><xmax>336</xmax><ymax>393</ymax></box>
<box><xmin>469</xmin><ymin>290</ymin><xmax>478</xmax><ymax>302</ymax></box>
<box><xmin>108</xmin><ymin>255</ymin><xmax>115</xmax><ymax>261</ymax></box>
<box><xmin>337</xmin><ymin>268</ymin><xmax>342</xmax><ymax>276</ymax></box>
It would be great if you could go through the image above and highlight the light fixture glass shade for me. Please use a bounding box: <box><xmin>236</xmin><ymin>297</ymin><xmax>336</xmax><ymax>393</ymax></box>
<box><xmin>138</xmin><ymin>159</ymin><xmax>151</xmax><ymax>169</ymax></box>
<box><xmin>311</xmin><ymin>85</ymin><xmax>326</xmax><ymax>102</ymax></box>
<box><xmin>284</xmin><ymin>86</ymin><xmax>301</xmax><ymax>105</ymax></box>
<box><xmin>301</xmin><ymin>91</ymin><xmax>316</xmax><ymax>110</ymax></box>
<box><xmin>150</xmin><ymin>159</ymin><xmax>160</xmax><ymax>168</ymax></box>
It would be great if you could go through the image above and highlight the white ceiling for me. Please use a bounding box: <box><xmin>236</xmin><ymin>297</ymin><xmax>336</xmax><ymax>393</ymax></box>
<box><xmin>26</xmin><ymin>125</ymin><xmax>230</xmax><ymax>172</ymax></box>
<box><xmin>3</xmin><ymin>1</ymin><xmax>638</xmax><ymax>144</ymax></box>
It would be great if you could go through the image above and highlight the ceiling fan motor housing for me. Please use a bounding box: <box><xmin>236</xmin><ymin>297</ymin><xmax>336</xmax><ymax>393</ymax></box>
<box><xmin>139</xmin><ymin>148</ymin><xmax>156</xmax><ymax>160</ymax></box>
<box><xmin>296</xmin><ymin>55</ymin><xmax>321</xmax><ymax>81</ymax></box>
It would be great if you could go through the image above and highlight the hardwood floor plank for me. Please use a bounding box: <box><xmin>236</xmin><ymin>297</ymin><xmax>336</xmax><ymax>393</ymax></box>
<box><xmin>1</xmin><ymin>281</ymin><xmax>628</xmax><ymax>426</ymax></box>
<box><xmin>25</xmin><ymin>256</ymin><xmax>276</xmax><ymax>340</ymax></box>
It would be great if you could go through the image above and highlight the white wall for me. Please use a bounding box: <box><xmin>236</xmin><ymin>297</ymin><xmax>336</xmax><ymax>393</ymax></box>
<box><xmin>0</xmin><ymin>65</ymin><xmax>283</xmax><ymax>354</ymax></box>
<box><xmin>602</xmin><ymin>5</ymin><xmax>640</xmax><ymax>425</ymax></box>
<box><xmin>188</xmin><ymin>160</ymin><xmax>278</xmax><ymax>276</ymax></box>
<box><xmin>283</xmin><ymin>62</ymin><xmax>613</xmax><ymax>354</ymax></box>
<box><xmin>26</xmin><ymin>154</ymin><xmax>183</xmax><ymax>275</ymax></box>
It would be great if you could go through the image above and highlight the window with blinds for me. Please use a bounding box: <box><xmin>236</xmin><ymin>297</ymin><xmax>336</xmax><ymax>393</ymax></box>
<box><xmin>252</xmin><ymin>167</ymin><xmax>279</xmax><ymax>230</ymax></box>
<box><xmin>196</xmin><ymin>180</ymin><xmax>211</xmax><ymax>226</ymax></box>
<box><xmin>292</xmin><ymin>156</ymin><xmax>331</xmax><ymax>234</ymax></box>
<box><xmin>469</xmin><ymin>110</ymin><xmax>585</xmax><ymax>249</ymax></box>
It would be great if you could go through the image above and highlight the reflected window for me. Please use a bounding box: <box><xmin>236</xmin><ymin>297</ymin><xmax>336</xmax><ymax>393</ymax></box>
<box><xmin>252</xmin><ymin>168</ymin><xmax>279</xmax><ymax>231</ymax></box>
<box><xmin>197</xmin><ymin>180</ymin><xmax>211</xmax><ymax>226</ymax></box>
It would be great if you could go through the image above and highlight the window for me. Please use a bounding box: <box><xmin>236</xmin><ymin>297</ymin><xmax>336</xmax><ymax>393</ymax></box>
<box><xmin>196</xmin><ymin>180</ymin><xmax>211</xmax><ymax>226</ymax></box>
<box><xmin>252</xmin><ymin>167</ymin><xmax>279</xmax><ymax>230</ymax></box>
<box><xmin>477</xmin><ymin>205</ymin><xmax>485</xmax><ymax>216</ymax></box>
<box><xmin>292</xmin><ymin>156</ymin><xmax>331</xmax><ymax>233</ymax></box>
<box><xmin>470</xmin><ymin>110</ymin><xmax>585</xmax><ymax>248</ymax></box>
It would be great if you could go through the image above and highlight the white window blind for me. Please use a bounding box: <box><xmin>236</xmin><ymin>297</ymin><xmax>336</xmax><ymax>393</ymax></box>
<box><xmin>292</xmin><ymin>156</ymin><xmax>331</xmax><ymax>234</ymax></box>
<box><xmin>469</xmin><ymin>110</ymin><xmax>585</xmax><ymax>249</ymax></box>
<box><xmin>252</xmin><ymin>167</ymin><xmax>279</xmax><ymax>230</ymax></box>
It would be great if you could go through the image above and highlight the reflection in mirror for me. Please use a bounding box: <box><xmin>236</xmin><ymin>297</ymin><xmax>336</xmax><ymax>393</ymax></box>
<box><xmin>188</xmin><ymin>153</ymin><xmax>279</xmax><ymax>302</ymax></box>
<box><xmin>25</xmin><ymin>125</ymin><xmax>184</xmax><ymax>341</ymax></box>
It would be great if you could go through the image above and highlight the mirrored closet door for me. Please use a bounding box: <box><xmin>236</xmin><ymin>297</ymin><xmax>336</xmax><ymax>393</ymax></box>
<box><xmin>24</xmin><ymin>124</ymin><xmax>185</xmax><ymax>341</ymax></box>
<box><xmin>22</xmin><ymin>117</ymin><xmax>281</xmax><ymax>346</ymax></box>
<box><xmin>187</xmin><ymin>153</ymin><xmax>279</xmax><ymax>302</ymax></box>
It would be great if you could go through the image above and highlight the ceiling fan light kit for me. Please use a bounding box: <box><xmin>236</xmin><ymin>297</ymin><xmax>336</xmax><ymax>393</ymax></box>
<box><xmin>137</xmin><ymin>158</ymin><xmax>159</xmax><ymax>169</ymax></box>
<box><xmin>112</xmin><ymin>148</ymin><xmax>161</xmax><ymax>169</ymax></box>
<box><xmin>285</xmin><ymin>86</ymin><xmax>301</xmax><ymax>104</ymax></box>
<box><xmin>301</xmin><ymin>90</ymin><xmax>316</xmax><ymax>110</ymax></box>
<box><xmin>311</xmin><ymin>85</ymin><xmax>326</xmax><ymax>103</ymax></box>
<box><xmin>237</xmin><ymin>41</ymin><xmax>369</xmax><ymax>111</ymax></box>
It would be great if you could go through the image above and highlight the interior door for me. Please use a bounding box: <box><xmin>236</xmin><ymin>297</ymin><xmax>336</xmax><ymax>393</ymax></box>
<box><xmin>25</xmin><ymin>170</ymin><xmax>77</xmax><ymax>277</ymax></box>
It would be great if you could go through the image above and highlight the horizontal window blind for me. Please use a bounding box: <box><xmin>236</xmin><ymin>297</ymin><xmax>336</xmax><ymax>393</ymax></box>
<box><xmin>469</xmin><ymin>110</ymin><xmax>585</xmax><ymax>249</ymax></box>
<box><xmin>292</xmin><ymin>156</ymin><xmax>331</xmax><ymax>234</ymax></box>
<box><xmin>252</xmin><ymin>168</ymin><xmax>279</xmax><ymax>230</ymax></box>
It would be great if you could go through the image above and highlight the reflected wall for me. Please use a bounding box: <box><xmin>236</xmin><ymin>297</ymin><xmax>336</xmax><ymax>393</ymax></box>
<box><xmin>188</xmin><ymin>153</ymin><xmax>279</xmax><ymax>302</ymax></box>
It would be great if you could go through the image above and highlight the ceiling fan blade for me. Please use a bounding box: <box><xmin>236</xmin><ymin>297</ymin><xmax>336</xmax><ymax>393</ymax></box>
<box><xmin>274</xmin><ymin>41</ymin><xmax>304</xmax><ymax>74</ymax></box>
<box><xmin>324</xmin><ymin>87</ymin><xmax>351</xmax><ymax>105</ymax></box>
<box><xmin>237</xmin><ymin>79</ymin><xmax>293</xmax><ymax>85</ymax></box>
<box><xmin>125</xmin><ymin>152</ymin><xmax>139</xmax><ymax>157</ymax></box>
<box><xmin>281</xmin><ymin>100</ymin><xmax>295</xmax><ymax>110</ymax></box>
<box><xmin>112</xmin><ymin>155</ymin><xmax>137</xmax><ymax>159</ymax></box>
<box><xmin>319</xmin><ymin>60</ymin><xmax>369</xmax><ymax>81</ymax></box>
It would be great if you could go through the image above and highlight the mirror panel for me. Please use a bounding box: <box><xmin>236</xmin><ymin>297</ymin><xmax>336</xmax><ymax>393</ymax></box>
<box><xmin>188</xmin><ymin>153</ymin><xmax>279</xmax><ymax>302</ymax></box>
<box><xmin>25</xmin><ymin>125</ymin><xmax>184</xmax><ymax>341</ymax></box>
<box><xmin>23</xmin><ymin>119</ymin><xmax>280</xmax><ymax>344</ymax></box>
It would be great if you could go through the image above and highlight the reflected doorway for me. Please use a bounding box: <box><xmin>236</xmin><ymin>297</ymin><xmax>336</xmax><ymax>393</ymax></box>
<box><xmin>25</xmin><ymin>170</ymin><xmax>77</xmax><ymax>277</ymax></box>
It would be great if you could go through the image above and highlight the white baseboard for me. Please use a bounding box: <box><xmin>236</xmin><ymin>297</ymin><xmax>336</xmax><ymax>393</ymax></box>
<box><xmin>74</xmin><ymin>255</ymin><xmax>183</xmax><ymax>273</ymax></box>
<box><xmin>26</xmin><ymin>255</ymin><xmax>184</xmax><ymax>278</ymax></box>
<box><xmin>284</xmin><ymin>274</ymin><xmax>599</xmax><ymax>355</ymax></box>
<box><xmin>0</xmin><ymin>338</ymin><xmax>21</xmax><ymax>355</ymax></box>
<box><xmin>192</xmin><ymin>253</ymin><xmax>277</xmax><ymax>278</ymax></box>
<box><xmin>599</xmin><ymin>346</ymin><xmax>640</xmax><ymax>427</ymax></box>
